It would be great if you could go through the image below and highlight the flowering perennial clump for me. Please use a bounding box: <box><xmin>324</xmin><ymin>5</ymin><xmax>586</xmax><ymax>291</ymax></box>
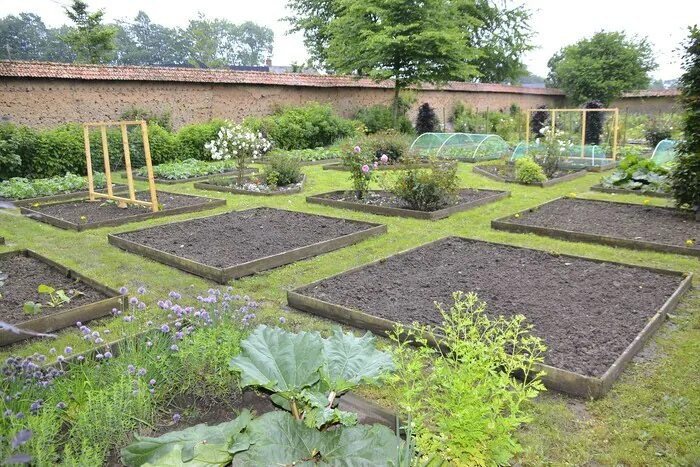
<box><xmin>205</xmin><ymin>121</ymin><xmax>272</xmax><ymax>186</ymax></box>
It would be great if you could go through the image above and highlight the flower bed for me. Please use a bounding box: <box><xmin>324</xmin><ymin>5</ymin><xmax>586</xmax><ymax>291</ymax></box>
<box><xmin>194</xmin><ymin>174</ymin><xmax>306</xmax><ymax>196</ymax></box>
<box><xmin>307</xmin><ymin>188</ymin><xmax>510</xmax><ymax>220</ymax></box>
<box><xmin>108</xmin><ymin>207</ymin><xmax>386</xmax><ymax>283</ymax></box>
<box><xmin>472</xmin><ymin>164</ymin><xmax>587</xmax><ymax>187</ymax></box>
<box><xmin>323</xmin><ymin>160</ymin><xmax>434</xmax><ymax>171</ymax></box>
<box><xmin>0</xmin><ymin>173</ymin><xmax>128</xmax><ymax>207</ymax></box>
<box><xmin>492</xmin><ymin>197</ymin><xmax>698</xmax><ymax>257</ymax></box>
<box><xmin>130</xmin><ymin>159</ymin><xmax>258</xmax><ymax>185</ymax></box>
<box><xmin>288</xmin><ymin>237</ymin><xmax>692</xmax><ymax>398</ymax></box>
<box><xmin>0</xmin><ymin>249</ymin><xmax>124</xmax><ymax>346</ymax></box>
<box><xmin>260</xmin><ymin>148</ymin><xmax>342</xmax><ymax>165</ymax></box>
<box><xmin>19</xmin><ymin>191</ymin><xmax>226</xmax><ymax>232</ymax></box>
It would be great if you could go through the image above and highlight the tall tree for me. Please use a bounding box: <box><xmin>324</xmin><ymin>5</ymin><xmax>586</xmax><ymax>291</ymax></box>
<box><xmin>113</xmin><ymin>12</ymin><xmax>189</xmax><ymax>66</ymax></box>
<box><xmin>322</xmin><ymin>0</ymin><xmax>479</xmax><ymax>116</ymax></box>
<box><xmin>0</xmin><ymin>13</ymin><xmax>49</xmax><ymax>61</ymax></box>
<box><xmin>546</xmin><ymin>31</ymin><xmax>657</xmax><ymax>104</ymax></box>
<box><xmin>61</xmin><ymin>0</ymin><xmax>116</xmax><ymax>64</ymax></box>
<box><xmin>286</xmin><ymin>0</ymin><xmax>533</xmax><ymax>83</ymax></box>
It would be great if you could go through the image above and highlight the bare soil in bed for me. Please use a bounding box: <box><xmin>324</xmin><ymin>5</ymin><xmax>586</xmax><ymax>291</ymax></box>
<box><xmin>299</xmin><ymin>237</ymin><xmax>682</xmax><ymax>377</ymax></box>
<box><xmin>28</xmin><ymin>191</ymin><xmax>212</xmax><ymax>224</ymax></box>
<box><xmin>113</xmin><ymin>207</ymin><xmax>375</xmax><ymax>268</ymax></box>
<box><xmin>0</xmin><ymin>255</ymin><xmax>109</xmax><ymax>324</ymax></box>
<box><xmin>510</xmin><ymin>198</ymin><xmax>698</xmax><ymax>249</ymax></box>
<box><xmin>316</xmin><ymin>189</ymin><xmax>497</xmax><ymax>211</ymax></box>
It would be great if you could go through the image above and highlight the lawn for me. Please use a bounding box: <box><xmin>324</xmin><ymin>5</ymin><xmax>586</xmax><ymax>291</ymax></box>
<box><xmin>0</xmin><ymin>162</ymin><xmax>698</xmax><ymax>465</ymax></box>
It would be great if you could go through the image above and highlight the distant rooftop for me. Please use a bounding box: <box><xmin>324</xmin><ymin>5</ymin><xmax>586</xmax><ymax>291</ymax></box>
<box><xmin>0</xmin><ymin>60</ymin><xmax>565</xmax><ymax>95</ymax></box>
<box><xmin>621</xmin><ymin>89</ymin><xmax>680</xmax><ymax>98</ymax></box>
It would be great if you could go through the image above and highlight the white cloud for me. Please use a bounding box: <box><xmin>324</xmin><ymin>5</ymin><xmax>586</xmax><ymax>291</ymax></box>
<box><xmin>1</xmin><ymin>0</ymin><xmax>697</xmax><ymax>80</ymax></box>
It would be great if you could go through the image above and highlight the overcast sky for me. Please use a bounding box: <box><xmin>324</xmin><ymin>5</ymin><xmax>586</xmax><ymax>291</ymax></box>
<box><xmin>1</xmin><ymin>0</ymin><xmax>697</xmax><ymax>80</ymax></box>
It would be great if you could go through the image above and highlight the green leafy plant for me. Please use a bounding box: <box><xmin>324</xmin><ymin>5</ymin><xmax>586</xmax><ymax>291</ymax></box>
<box><xmin>354</xmin><ymin>130</ymin><xmax>411</xmax><ymax>163</ymax></box>
<box><xmin>342</xmin><ymin>144</ymin><xmax>380</xmax><ymax>200</ymax></box>
<box><xmin>133</xmin><ymin>158</ymin><xmax>237</xmax><ymax>180</ymax></box>
<box><xmin>119</xmin><ymin>107</ymin><xmax>173</xmax><ymax>132</ymax></box>
<box><xmin>643</xmin><ymin>119</ymin><xmax>673</xmax><ymax>149</ymax></box>
<box><xmin>23</xmin><ymin>284</ymin><xmax>83</xmax><ymax>315</ymax></box>
<box><xmin>385</xmin><ymin>158</ymin><xmax>458</xmax><ymax>211</ymax></box>
<box><xmin>602</xmin><ymin>154</ymin><xmax>669</xmax><ymax>193</ymax></box>
<box><xmin>265</xmin><ymin>147</ymin><xmax>342</xmax><ymax>162</ymax></box>
<box><xmin>0</xmin><ymin>172</ymin><xmax>108</xmax><ymax>200</ymax></box>
<box><xmin>514</xmin><ymin>157</ymin><xmax>547</xmax><ymax>183</ymax></box>
<box><xmin>388</xmin><ymin>292</ymin><xmax>547</xmax><ymax>465</ymax></box>
<box><xmin>262</xmin><ymin>154</ymin><xmax>302</xmax><ymax>187</ymax></box>
<box><xmin>356</xmin><ymin>104</ymin><xmax>413</xmax><ymax>134</ymax></box>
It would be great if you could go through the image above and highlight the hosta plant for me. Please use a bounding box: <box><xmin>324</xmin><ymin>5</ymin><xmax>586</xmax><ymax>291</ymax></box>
<box><xmin>121</xmin><ymin>326</ymin><xmax>400</xmax><ymax>467</ymax></box>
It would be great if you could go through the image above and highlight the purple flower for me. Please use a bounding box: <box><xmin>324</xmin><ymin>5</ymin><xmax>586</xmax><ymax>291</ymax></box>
<box><xmin>170</xmin><ymin>345</ymin><xmax>179</xmax><ymax>351</ymax></box>
<box><xmin>279</xmin><ymin>316</ymin><xmax>286</xmax><ymax>323</ymax></box>
<box><xmin>95</xmin><ymin>338</ymin><xmax>104</xmax><ymax>344</ymax></box>
<box><xmin>161</xmin><ymin>324</ymin><xmax>170</xmax><ymax>333</ymax></box>
<box><xmin>146</xmin><ymin>341</ymin><xmax>153</xmax><ymax>347</ymax></box>
<box><xmin>123</xmin><ymin>316</ymin><xmax>132</xmax><ymax>323</ymax></box>
<box><xmin>129</xmin><ymin>297</ymin><xmax>138</xmax><ymax>305</ymax></box>
<box><xmin>4</xmin><ymin>409</ymin><xmax>12</xmax><ymax>418</ymax></box>
<box><xmin>95</xmin><ymin>353</ymin><xmax>103</xmax><ymax>360</ymax></box>
<box><xmin>49</xmin><ymin>348</ymin><xmax>56</xmax><ymax>355</ymax></box>
<box><xmin>91</xmin><ymin>331</ymin><xmax>100</xmax><ymax>338</ymax></box>
<box><xmin>57</xmin><ymin>355</ymin><xmax>64</xmax><ymax>362</ymax></box>
<box><xmin>361</xmin><ymin>164</ymin><xmax>370</xmax><ymax>173</ymax></box>
<box><xmin>104</xmin><ymin>352</ymin><xmax>113</xmax><ymax>358</ymax></box>
<box><xmin>138</xmin><ymin>302</ymin><xmax>146</xmax><ymax>310</ymax></box>
<box><xmin>75</xmin><ymin>321</ymin><xmax>82</xmax><ymax>327</ymax></box>
<box><xmin>15</xmin><ymin>412</ymin><xmax>24</xmax><ymax>419</ymax></box>
<box><xmin>169</xmin><ymin>291</ymin><xmax>181</xmax><ymax>300</ymax></box>
<box><xmin>119</xmin><ymin>287</ymin><xmax>128</xmax><ymax>295</ymax></box>
<box><xmin>149</xmin><ymin>379</ymin><xmax>156</xmax><ymax>386</ymax></box>
<box><xmin>149</xmin><ymin>388</ymin><xmax>155</xmax><ymax>394</ymax></box>
<box><xmin>138</xmin><ymin>287</ymin><xmax>146</xmax><ymax>295</ymax></box>
<box><xmin>104</xmin><ymin>330</ymin><xmax>110</xmax><ymax>335</ymax></box>
<box><xmin>127</xmin><ymin>365</ymin><xmax>135</xmax><ymax>374</ymax></box>
<box><xmin>172</xmin><ymin>413</ymin><xmax>180</xmax><ymax>422</ymax></box>
<box><xmin>132</xmin><ymin>390</ymin><xmax>138</xmax><ymax>395</ymax></box>
<box><xmin>354</xmin><ymin>146</ymin><xmax>361</xmax><ymax>153</ymax></box>
<box><xmin>373</xmin><ymin>161</ymin><xmax>379</xmax><ymax>168</ymax></box>
<box><xmin>64</xmin><ymin>347</ymin><xmax>73</xmax><ymax>355</ymax></box>
<box><xmin>37</xmin><ymin>355</ymin><xmax>46</xmax><ymax>362</ymax></box>
<box><xmin>56</xmin><ymin>402</ymin><xmax>66</xmax><ymax>409</ymax></box>
<box><xmin>146</xmin><ymin>321</ymin><xmax>153</xmax><ymax>326</ymax></box>
<box><xmin>380</xmin><ymin>154</ymin><xmax>389</xmax><ymax>163</ymax></box>
<box><xmin>138</xmin><ymin>368</ymin><xmax>146</xmax><ymax>376</ymax></box>
<box><xmin>77</xmin><ymin>356</ymin><xmax>85</xmax><ymax>362</ymax></box>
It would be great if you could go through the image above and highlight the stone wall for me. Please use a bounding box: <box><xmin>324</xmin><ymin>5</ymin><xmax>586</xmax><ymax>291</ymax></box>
<box><xmin>611</xmin><ymin>95</ymin><xmax>680</xmax><ymax>115</ymax></box>
<box><xmin>0</xmin><ymin>77</ymin><xmax>566</xmax><ymax>129</ymax></box>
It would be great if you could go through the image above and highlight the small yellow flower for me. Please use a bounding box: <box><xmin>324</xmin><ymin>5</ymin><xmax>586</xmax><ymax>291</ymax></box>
<box><xmin>686</xmin><ymin>239</ymin><xmax>694</xmax><ymax>246</ymax></box>
<box><xmin>80</xmin><ymin>216</ymin><xmax>87</xmax><ymax>221</ymax></box>
<box><xmin>33</xmin><ymin>203</ymin><xmax>39</xmax><ymax>207</ymax></box>
<box><xmin>643</xmin><ymin>199</ymin><xmax>650</xmax><ymax>204</ymax></box>
<box><xmin>568</xmin><ymin>192</ymin><xmax>577</xmax><ymax>198</ymax></box>
<box><xmin>514</xmin><ymin>213</ymin><xmax>520</xmax><ymax>218</ymax></box>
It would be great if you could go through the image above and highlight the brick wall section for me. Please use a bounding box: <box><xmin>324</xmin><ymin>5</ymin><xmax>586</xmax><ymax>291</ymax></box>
<box><xmin>0</xmin><ymin>61</ymin><xmax>566</xmax><ymax>129</ymax></box>
<box><xmin>612</xmin><ymin>90</ymin><xmax>681</xmax><ymax>115</ymax></box>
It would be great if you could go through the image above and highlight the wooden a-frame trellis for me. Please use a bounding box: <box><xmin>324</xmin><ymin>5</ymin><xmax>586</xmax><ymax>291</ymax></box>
<box><xmin>83</xmin><ymin>120</ymin><xmax>159</xmax><ymax>212</ymax></box>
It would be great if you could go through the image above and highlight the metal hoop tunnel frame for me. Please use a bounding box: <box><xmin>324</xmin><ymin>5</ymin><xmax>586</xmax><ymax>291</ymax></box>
<box><xmin>525</xmin><ymin>108</ymin><xmax>620</xmax><ymax>161</ymax></box>
<box><xmin>409</xmin><ymin>132</ymin><xmax>509</xmax><ymax>160</ymax></box>
<box><xmin>82</xmin><ymin>120</ymin><xmax>159</xmax><ymax>213</ymax></box>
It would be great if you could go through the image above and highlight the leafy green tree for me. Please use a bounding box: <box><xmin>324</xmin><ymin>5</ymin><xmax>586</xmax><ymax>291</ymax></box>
<box><xmin>286</xmin><ymin>0</ymin><xmax>533</xmax><ymax>84</ymax></box>
<box><xmin>670</xmin><ymin>26</ymin><xmax>700</xmax><ymax>216</ymax></box>
<box><xmin>0</xmin><ymin>13</ymin><xmax>49</xmax><ymax>61</ymax></box>
<box><xmin>61</xmin><ymin>0</ymin><xmax>116</xmax><ymax>64</ymax></box>
<box><xmin>546</xmin><ymin>31</ymin><xmax>657</xmax><ymax>104</ymax></box>
<box><xmin>321</xmin><ymin>0</ymin><xmax>479</xmax><ymax>117</ymax></box>
<box><xmin>113</xmin><ymin>12</ymin><xmax>189</xmax><ymax>66</ymax></box>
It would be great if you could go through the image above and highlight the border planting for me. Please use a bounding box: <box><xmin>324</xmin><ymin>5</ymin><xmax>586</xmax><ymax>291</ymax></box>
<box><xmin>472</xmin><ymin>165</ymin><xmax>588</xmax><ymax>187</ymax></box>
<box><xmin>193</xmin><ymin>174</ymin><xmax>306</xmax><ymax>197</ymax></box>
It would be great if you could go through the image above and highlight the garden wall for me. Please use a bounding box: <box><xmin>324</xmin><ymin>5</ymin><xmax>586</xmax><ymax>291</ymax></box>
<box><xmin>0</xmin><ymin>61</ymin><xmax>566</xmax><ymax>129</ymax></box>
<box><xmin>613</xmin><ymin>90</ymin><xmax>681</xmax><ymax>115</ymax></box>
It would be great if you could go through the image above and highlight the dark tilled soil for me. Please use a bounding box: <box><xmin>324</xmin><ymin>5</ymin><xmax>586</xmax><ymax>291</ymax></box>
<box><xmin>114</xmin><ymin>207</ymin><xmax>375</xmax><ymax>268</ymax></box>
<box><xmin>300</xmin><ymin>237</ymin><xmax>682</xmax><ymax>376</ymax></box>
<box><xmin>318</xmin><ymin>189</ymin><xmax>497</xmax><ymax>212</ymax></box>
<box><xmin>483</xmin><ymin>164</ymin><xmax>579</xmax><ymax>181</ymax></box>
<box><xmin>510</xmin><ymin>198</ymin><xmax>698</xmax><ymax>249</ymax></box>
<box><xmin>0</xmin><ymin>255</ymin><xmax>109</xmax><ymax>324</ymax></box>
<box><xmin>29</xmin><ymin>191</ymin><xmax>212</xmax><ymax>224</ymax></box>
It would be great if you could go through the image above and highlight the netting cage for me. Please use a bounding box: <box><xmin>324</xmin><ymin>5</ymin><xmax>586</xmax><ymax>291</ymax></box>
<box><xmin>511</xmin><ymin>142</ymin><xmax>610</xmax><ymax>168</ymax></box>
<box><xmin>651</xmin><ymin>139</ymin><xmax>679</xmax><ymax>166</ymax></box>
<box><xmin>409</xmin><ymin>133</ymin><xmax>510</xmax><ymax>162</ymax></box>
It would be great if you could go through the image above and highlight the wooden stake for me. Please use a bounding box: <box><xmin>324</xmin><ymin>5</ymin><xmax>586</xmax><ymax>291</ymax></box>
<box><xmin>581</xmin><ymin>110</ymin><xmax>587</xmax><ymax>159</ymax></box>
<box><xmin>121</xmin><ymin>123</ymin><xmax>136</xmax><ymax>205</ymax></box>
<box><xmin>612</xmin><ymin>109</ymin><xmax>619</xmax><ymax>161</ymax></box>
<box><xmin>100</xmin><ymin>126</ymin><xmax>113</xmax><ymax>197</ymax></box>
<box><xmin>83</xmin><ymin>125</ymin><xmax>95</xmax><ymax>201</ymax></box>
<box><xmin>141</xmin><ymin>121</ymin><xmax>159</xmax><ymax>213</ymax></box>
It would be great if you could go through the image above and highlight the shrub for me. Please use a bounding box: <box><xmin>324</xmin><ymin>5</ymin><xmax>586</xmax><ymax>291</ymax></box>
<box><xmin>583</xmin><ymin>100</ymin><xmax>605</xmax><ymax>145</ymax></box>
<box><xmin>119</xmin><ymin>107</ymin><xmax>173</xmax><ymax>132</ymax></box>
<box><xmin>515</xmin><ymin>157</ymin><xmax>547</xmax><ymax>183</ymax></box>
<box><xmin>355</xmin><ymin>104</ymin><xmax>413</xmax><ymax>134</ymax></box>
<box><xmin>354</xmin><ymin>130</ymin><xmax>410</xmax><ymax>163</ymax></box>
<box><xmin>133</xmin><ymin>159</ymin><xmax>237</xmax><ymax>180</ymax></box>
<box><xmin>32</xmin><ymin>124</ymin><xmax>86</xmax><ymax>178</ymax></box>
<box><xmin>205</xmin><ymin>121</ymin><xmax>272</xmax><ymax>185</ymax></box>
<box><xmin>0</xmin><ymin>173</ymin><xmax>108</xmax><ymax>200</ymax></box>
<box><xmin>125</xmin><ymin>123</ymin><xmax>178</xmax><ymax>166</ymax></box>
<box><xmin>260</xmin><ymin>102</ymin><xmax>355</xmax><ymax>150</ymax></box>
<box><xmin>265</xmin><ymin>147</ymin><xmax>342</xmax><ymax>162</ymax></box>
<box><xmin>415</xmin><ymin>103</ymin><xmax>440</xmax><ymax>134</ymax></box>
<box><xmin>530</xmin><ymin>104</ymin><xmax>548</xmax><ymax>136</ymax></box>
<box><xmin>387</xmin><ymin>158</ymin><xmax>458</xmax><ymax>211</ymax></box>
<box><xmin>602</xmin><ymin>154</ymin><xmax>669</xmax><ymax>193</ymax></box>
<box><xmin>262</xmin><ymin>154</ymin><xmax>302</xmax><ymax>187</ymax></box>
<box><xmin>176</xmin><ymin>119</ymin><xmax>228</xmax><ymax>161</ymax></box>
<box><xmin>388</xmin><ymin>292</ymin><xmax>546</xmax><ymax>465</ymax></box>
<box><xmin>0</xmin><ymin>123</ymin><xmax>29</xmax><ymax>181</ymax></box>
<box><xmin>643</xmin><ymin>119</ymin><xmax>672</xmax><ymax>149</ymax></box>
<box><xmin>342</xmin><ymin>144</ymin><xmax>378</xmax><ymax>199</ymax></box>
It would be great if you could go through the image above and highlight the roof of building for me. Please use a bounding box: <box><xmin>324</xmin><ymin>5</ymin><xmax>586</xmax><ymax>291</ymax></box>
<box><xmin>0</xmin><ymin>60</ymin><xmax>565</xmax><ymax>95</ymax></box>
<box><xmin>621</xmin><ymin>89</ymin><xmax>680</xmax><ymax>98</ymax></box>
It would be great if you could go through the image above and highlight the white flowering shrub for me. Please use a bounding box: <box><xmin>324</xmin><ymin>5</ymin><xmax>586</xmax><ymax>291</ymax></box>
<box><xmin>530</xmin><ymin>125</ymin><xmax>574</xmax><ymax>177</ymax></box>
<box><xmin>205</xmin><ymin>122</ymin><xmax>272</xmax><ymax>184</ymax></box>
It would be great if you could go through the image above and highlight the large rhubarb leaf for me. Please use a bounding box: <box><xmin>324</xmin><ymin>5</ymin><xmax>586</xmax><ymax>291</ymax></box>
<box><xmin>322</xmin><ymin>327</ymin><xmax>395</xmax><ymax>393</ymax></box>
<box><xmin>229</xmin><ymin>325</ymin><xmax>324</xmax><ymax>398</ymax></box>
<box><xmin>120</xmin><ymin>410</ymin><xmax>252</xmax><ymax>467</ymax></box>
<box><xmin>231</xmin><ymin>411</ymin><xmax>401</xmax><ymax>467</ymax></box>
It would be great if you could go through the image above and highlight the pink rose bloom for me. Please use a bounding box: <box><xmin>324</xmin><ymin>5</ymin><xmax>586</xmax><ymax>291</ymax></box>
<box><xmin>373</xmin><ymin>161</ymin><xmax>379</xmax><ymax>168</ymax></box>
<box><xmin>354</xmin><ymin>146</ymin><xmax>361</xmax><ymax>153</ymax></box>
<box><xmin>361</xmin><ymin>164</ymin><xmax>370</xmax><ymax>172</ymax></box>
<box><xmin>380</xmin><ymin>154</ymin><xmax>389</xmax><ymax>163</ymax></box>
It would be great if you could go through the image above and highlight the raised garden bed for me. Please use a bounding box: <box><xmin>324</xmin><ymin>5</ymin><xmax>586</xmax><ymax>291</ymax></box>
<box><xmin>128</xmin><ymin>168</ymin><xmax>258</xmax><ymax>184</ymax></box>
<box><xmin>288</xmin><ymin>237</ymin><xmax>692</xmax><ymax>398</ymax></box>
<box><xmin>261</xmin><ymin>158</ymin><xmax>341</xmax><ymax>166</ymax></box>
<box><xmin>108</xmin><ymin>207</ymin><xmax>387</xmax><ymax>283</ymax></box>
<box><xmin>194</xmin><ymin>174</ymin><xmax>306</xmax><ymax>196</ymax></box>
<box><xmin>0</xmin><ymin>249</ymin><xmax>124</xmax><ymax>346</ymax></box>
<box><xmin>590</xmin><ymin>184</ymin><xmax>673</xmax><ymax>198</ymax></box>
<box><xmin>323</xmin><ymin>161</ymin><xmax>435</xmax><ymax>171</ymax></box>
<box><xmin>0</xmin><ymin>183</ymin><xmax>129</xmax><ymax>208</ymax></box>
<box><xmin>492</xmin><ymin>197</ymin><xmax>698</xmax><ymax>257</ymax></box>
<box><xmin>473</xmin><ymin>164</ymin><xmax>587</xmax><ymax>187</ymax></box>
<box><xmin>306</xmin><ymin>188</ymin><xmax>510</xmax><ymax>220</ymax></box>
<box><xmin>20</xmin><ymin>191</ymin><xmax>226</xmax><ymax>232</ymax></box>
